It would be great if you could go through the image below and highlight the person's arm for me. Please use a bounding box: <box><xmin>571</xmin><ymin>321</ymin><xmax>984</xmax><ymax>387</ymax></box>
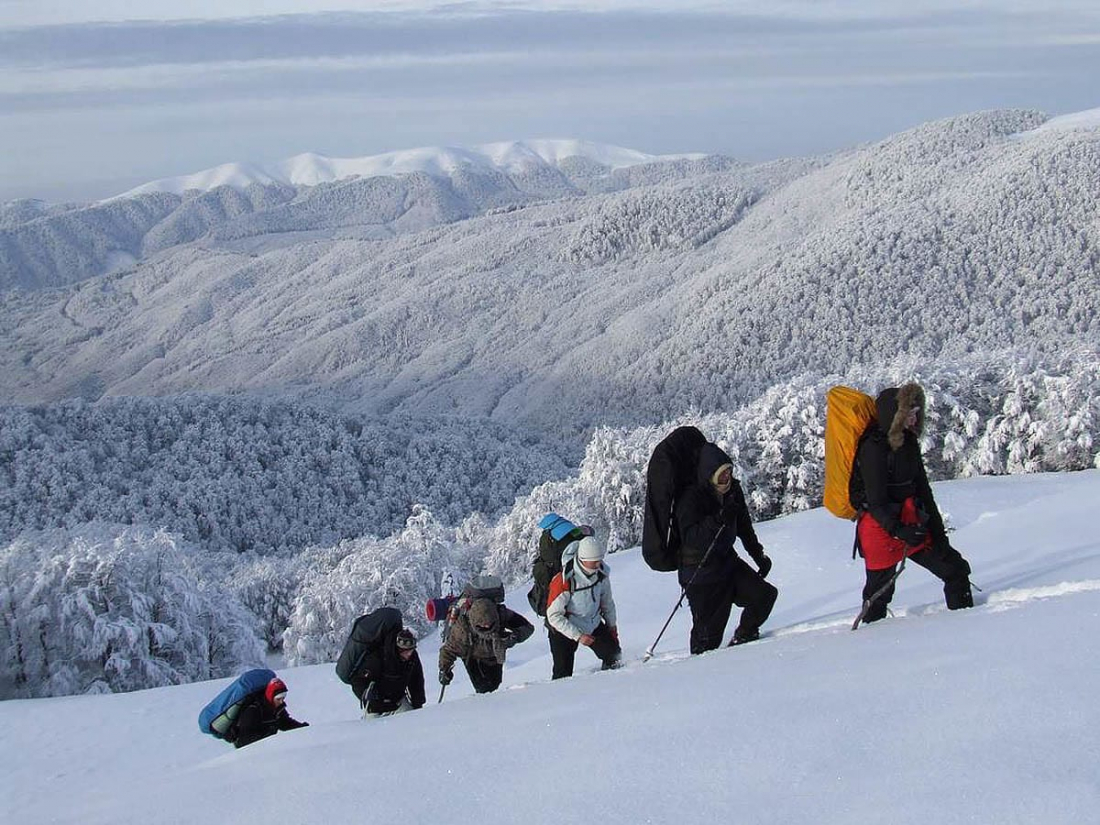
<box><xmin>407</xmin><ymin>655</ymin><xmax>426</xmax><ymax>709</ymax></box>
<box><xmin>915</xmin><ymin>456</ymin><xmax>948</xmax><ymax>545</ymax></box>
<box><xmin>276</xmin><ymin>708</ymin><xmax>309</xmax><ymax>731</ymax></box>
<box><xmin>546</xmin><ymin>575</ymin><xmax>581</xmax><ymax>640</ymax></box>
<box><xmin>676</xmin><ymin>487</ymin><xmax>727</xmax><ymax>558</ymax></box>
<box><xmin>501</xmin><ymin>607</ymin><xmax>534</xmax><ymax>644</ymax></box>
<box><xmin>599</xmin><ymin>578</ymin><xmax>618</xmax><ymax>629</ymax></box>
<box><xmin>859</xmin><ymin>439</ymin><xmax>902</xmax><ymax>536</ymax></box>
<box><xmin>730</xmin><ymin>481</ymin><xmax>765</xmax><ymax>561</ymax></box>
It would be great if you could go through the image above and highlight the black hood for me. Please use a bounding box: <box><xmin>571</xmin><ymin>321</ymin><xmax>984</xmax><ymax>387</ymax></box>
<box><xmin>696</xmin><ymin>442</ymin><xmax>733</xmax><ymax>486</ymax></box>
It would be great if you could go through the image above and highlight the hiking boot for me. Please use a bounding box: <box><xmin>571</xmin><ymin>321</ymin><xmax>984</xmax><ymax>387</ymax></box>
<box><xmin>728</xmin><ymin>629</ymin><xmax>760</xmax><ymax>646</ymax></box>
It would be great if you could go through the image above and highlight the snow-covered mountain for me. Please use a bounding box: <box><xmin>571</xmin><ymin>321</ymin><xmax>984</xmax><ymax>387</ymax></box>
<box><xmin>0</xmin><ymin>141</ymin><xmax>727</xmax><ymax>290</ymax></box>
<box><xmin>1</xmin><ymin>108</ymin><xmax>1097</xmax><ymax>447</ymax></box>
<box><xmin>112</xmin><ymin>139</ymin><xmax>707</xmax><ymax>198</ymax></box>
<box><xmin>3</xmin><ymin>470</ymin><xmax>1098</xmax><ymax>825</ymax></box>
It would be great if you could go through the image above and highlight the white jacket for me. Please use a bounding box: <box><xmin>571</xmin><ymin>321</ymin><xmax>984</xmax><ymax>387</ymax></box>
<box><xmin>546</xmin><ymin>552</ymin><xmax>617</xmax><ymax>641</ymax></box>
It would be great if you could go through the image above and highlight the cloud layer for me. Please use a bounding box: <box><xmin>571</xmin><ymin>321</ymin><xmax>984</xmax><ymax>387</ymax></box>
<box><xmin>2</xmin><ymin>2</ymin><xmax>1098</xmax><ymax>201</ymax></box>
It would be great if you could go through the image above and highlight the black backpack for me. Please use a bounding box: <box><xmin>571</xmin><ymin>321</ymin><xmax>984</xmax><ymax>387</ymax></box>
<box><xmin>526</xmin><ymin>514</ymin><xmax>586</xmax><ymax>616</ymax></box>
<box><xmin>335</xmin><ymin>607</ymin><xmax>403</xmax><ymax>685</ymax></box>
<box><xmin>641</xmin><ymin>426</ymin><xmax>708</xmax><ymax>572</ymax></box>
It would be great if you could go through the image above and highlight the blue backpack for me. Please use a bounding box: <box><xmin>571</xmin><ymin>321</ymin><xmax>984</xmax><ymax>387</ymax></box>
<box><xmin>198</xmin><ymin>668</ymin><xmax>276</xmax><ymax>739</ymax></box>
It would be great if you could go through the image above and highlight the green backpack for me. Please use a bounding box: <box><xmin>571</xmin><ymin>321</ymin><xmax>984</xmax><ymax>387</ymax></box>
<box><xmin>526</xmin><ymin>514</ymin><xmax>589</xmax><ymax>616</ymax></box>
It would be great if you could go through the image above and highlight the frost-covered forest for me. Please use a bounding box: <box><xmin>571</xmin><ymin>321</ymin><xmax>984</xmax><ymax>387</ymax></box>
<box><xmin>0</xmin><ymin>395</ymin><xmax>570</xmax><ymax>552</ymax></box>
<box><xmin>1</xmin><ymin>108</ymin><xmax>1098</xmax><ymax>698</ymax></box>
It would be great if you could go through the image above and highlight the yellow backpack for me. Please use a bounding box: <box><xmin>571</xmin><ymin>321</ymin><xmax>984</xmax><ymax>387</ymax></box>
<box><xmin>823</xmin><ymin>386</ymin><xmax>877</xmax><ymax>520</ymax></box>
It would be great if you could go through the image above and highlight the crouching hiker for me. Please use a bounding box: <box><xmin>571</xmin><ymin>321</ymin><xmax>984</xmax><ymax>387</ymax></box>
<box><xmin>230</xmin><ymin>676</ymin><xmax>308</xmax><ymax>748</ymax></box>
<box><xmin>438</xmin><ymin>579</ymin><xmax>534</xmax><ymax>694</ymax></box>
<box><xmin>199</xmin><ymin>669</ymin><xmax>308</xmax><ymax>749</ymax></box>
<box><xmin>677</xmin><ymin>442</ymin><xmax>777</xmax><ymax>653</ymax></box>
<box><xmin>546</xmin><ymin>534</ymin><xmax>621</xmax><ymax>679</ymax></box>
<box><xmin>336</xmin><ymin>607</ymin><xmax>426</xmax><ymax>717</ymax></box>
<box><xmin>853</xmin><ymin>383</ymin><xmax>974</xmax><ymax>623</ymax></box>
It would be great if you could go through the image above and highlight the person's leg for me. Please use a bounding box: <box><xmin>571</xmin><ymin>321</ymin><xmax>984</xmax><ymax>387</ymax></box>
<box><xmin>685</xmin><ymin>573</ymin><xmax>735</xmax><ymax>653</ymax></box>
<box><xmin>349</xmin><ymin>675</ymin><xmax>372</xmax><ymax>708</ymax></box>
<box><xmin>548</xmin><ymin>627</ymin><xmax>579</xmax><ymax>679</ymax></box>
<box><xmin>465</xmin><ymin>657</ymin><xmax>503</xmax><ymax>693</ymax></box>
<box><xmin>910</xmin><ymin>543</ymin><xmax>973</xmax><ymax>609</ymax></box>
<box><xmin>729</xmin><ymin>557</ymin><xmax>778</xmax><ymax>643</ymax></box>
<box><xmin>589</xmin><ymin>622</ymin><xmax>622</xmax><ymax>669</ymax></box>
<box><xmin>862</xmin><ymin>565</ymin><xmax>898</xmax><ymax>623</ymax></box>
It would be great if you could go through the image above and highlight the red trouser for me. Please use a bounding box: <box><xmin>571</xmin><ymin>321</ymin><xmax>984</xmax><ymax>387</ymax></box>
<box><xmin>856</xmin><ymin>497</ymin><xmax>931</xmax><ymax>570</ymax></box>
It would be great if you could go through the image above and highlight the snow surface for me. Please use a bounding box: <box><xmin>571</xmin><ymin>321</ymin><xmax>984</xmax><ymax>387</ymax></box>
<box><xmin>3</xmin><ymin>470</ymin><xmax>1098</xmax><ymax>824</ymax></box>
<box><xmin>1018</xmin><ymin>106</ymin><xmax>1100</xmax><ymax>137</ymax></box>
<box><xmin>111</xmin><ymin>140</ymin><xmax>705</xmax><ymax>199</ymax></box>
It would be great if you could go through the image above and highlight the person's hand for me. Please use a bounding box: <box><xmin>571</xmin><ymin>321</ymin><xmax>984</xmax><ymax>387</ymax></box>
<box><xmin>438</xmin><ymin>668</ymin><xmax>453</xmax><ymax>686</ymax></box>
<box><xmin>896</xmin><ymin>524</ymin><xmax>928</xmax><ymax>547</ymax></box>
<box><xmin>578</xmin><ymin>634</ymin><xmax>595</xmax><ymax>647</ymax></box>
<box><xmin>501</xmin><ymin>631</ymin><xmax>518</xmax><ymax>649</ymax></box>
<box><xmin>756</xmin><ymin>554</ymin><xmax>772</xmax><ymax>579</ymax></box>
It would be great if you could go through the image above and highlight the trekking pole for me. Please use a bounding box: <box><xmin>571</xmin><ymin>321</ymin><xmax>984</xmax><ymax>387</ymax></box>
<box><xmin>643</xmin><ymin>525</ymin><xmax>726</xmax><ymax>662</ymax></box>
<box><xmin>851</xmin><ymin>557</ymin><xmax>907</xmax><ymax>630</ymax></box>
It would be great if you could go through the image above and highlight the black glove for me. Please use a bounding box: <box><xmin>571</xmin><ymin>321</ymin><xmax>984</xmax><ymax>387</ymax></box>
<box><xmin>501</xmin><ymin>632</ymin><xmax>518</xmax><ymax>649</ymax></box>
<box><xmin>438</xmin><ymin>668</ymin><xmax>453</xmax><ymax>686</ymax></box>
<box><xmin>895</xmin><ymin>524</ymin><xmax>928</xmax><ymax>547</ymax></box>
<box><xmin>755</xmin><ymin>553</ymin><xmax>772</xmax><ymax>579</ymax></box>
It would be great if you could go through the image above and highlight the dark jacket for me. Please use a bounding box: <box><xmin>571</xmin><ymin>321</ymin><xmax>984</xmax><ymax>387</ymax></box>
<box><xmin>675</xmin><ymin>443</ymin><xmax>764</xmax><ymax>570</ymax></box>
<box><xmin>855</xmin><ymin>384</ymin><xmax>947</xmax><ymax>545</ymax></box>
<box><xmin>361</xmin><ymin>647</ymin><xmax>427</xmax><ymax>709</ymax></box>
<box><xmin>439</xmin><ymin>604</ymin><xmax>534</xmax><ymax>672</ymax></box>
<box><xmin>229</xmin><ymin>692</ymin><xmax>308</xmax><ymax>749</ymax></box>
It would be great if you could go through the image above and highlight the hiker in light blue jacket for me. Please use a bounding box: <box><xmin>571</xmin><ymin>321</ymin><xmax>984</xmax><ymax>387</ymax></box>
<box><xmin>545</xmin><ymin>535</ymin><xmax>621</xmax><ymax>679</ymax></box>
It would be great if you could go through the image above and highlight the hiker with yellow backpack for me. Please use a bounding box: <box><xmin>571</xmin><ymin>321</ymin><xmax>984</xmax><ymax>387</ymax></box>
<box><xmin>826</xmin><ymin>383</ymin><xmax>973</xmax><ymax>625</ymax></box>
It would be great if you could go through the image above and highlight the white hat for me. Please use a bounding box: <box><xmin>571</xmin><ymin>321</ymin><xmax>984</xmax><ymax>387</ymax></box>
<box><xmin>576</xmin><ymin>535</ymin><xmax>606</xmax><ymax>563</ymax></box>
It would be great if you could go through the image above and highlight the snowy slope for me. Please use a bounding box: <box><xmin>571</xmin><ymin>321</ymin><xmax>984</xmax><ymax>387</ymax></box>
<box><xmin>3</xmin><ymin>470</ymin><xmax>1097</xmax><ymax>825</ymax></box>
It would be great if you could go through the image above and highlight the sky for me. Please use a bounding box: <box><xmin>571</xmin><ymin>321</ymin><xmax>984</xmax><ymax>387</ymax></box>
<box><xmin>2</xmin><ymin>468</ymin><xmax>1098</xmax><ymax>824</ymax></box>
<box><xmin>1</xmin><ymin>1</ymin><xmax>1099</xmax><ymax>202</ymax></box>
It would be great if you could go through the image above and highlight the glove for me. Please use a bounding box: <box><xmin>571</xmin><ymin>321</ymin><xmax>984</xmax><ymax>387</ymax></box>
<box><xmin>895</xmin><ymin>524</ymin><xmax>928</xmax><ymax>547</ymax></box>
<box><xmin>578</xmin><ymin>634</ymin><xmax>595</xmax><ymax>647</ymax></box>
<box><xmin>438</xmin><ymin>668</ymin><xmax>453</xmax><ymax>686</ymax></box>
<box><xmin>501</xmin><ymin>632</ymin><xmax>518</xmax><ymax>649</ymax></box>
<box><xmin>755</xmin><ymin>553</ymin><xmax>772</xmax><ymax>579</ymax></box>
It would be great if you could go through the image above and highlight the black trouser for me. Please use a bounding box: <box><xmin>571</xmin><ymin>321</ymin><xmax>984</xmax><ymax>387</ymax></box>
<box><xmin>682</xmin><ymin>555</ymin><xmax>778</xmax><ymax>654</ymax></box>
<box><xmin>463</xmin><ymin>657</ymin><xmax>504</xmax><ymax>694</ymax></box>
<box><xmin>548</xmin><ymin>622</ymin><xmax>622</xmax><ymax>679</ymax></box>
<box><xmin>862</xmin><ymin>542</ymin><xmax>973</xmax><ymax>623</ymax></box>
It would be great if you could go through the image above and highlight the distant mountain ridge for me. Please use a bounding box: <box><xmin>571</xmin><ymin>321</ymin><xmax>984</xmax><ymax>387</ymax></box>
<box><xmin>1</xmin><ymin>108</ymin><xmax>1098</xmax><ymax>447</ymax></box>
<box><xmin>111</xmin><ymin>140</ymin><xmax>708</xmax><ymax>199</ymax></box>
<box><xmin>0</xmin><ymin>141</ymin><xmax>725</xmax><ymax>291</ymax></box>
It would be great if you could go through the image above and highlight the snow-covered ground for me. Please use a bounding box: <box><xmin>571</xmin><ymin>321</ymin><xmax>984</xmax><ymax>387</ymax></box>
<box><xmin>3</xmin><ymin>470</ymin><xmax>1098</xmax><ymax>824</ymax></box>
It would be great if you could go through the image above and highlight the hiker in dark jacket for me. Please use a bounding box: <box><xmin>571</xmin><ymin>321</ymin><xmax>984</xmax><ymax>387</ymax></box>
<box><xmin>336</xmin><ymin>607</ymin><xmax>426</xmax><ymax>716</ymax></box>
<box><xmin>675</xmin><ymin>442</ymin><xmax>777</xmax><ymax>653</ymax></box>
<box><xmin>228</xmin><ymin>677</ymin><xmax>309</xmax><ymax>749</ymax></box>
<box><xmin>854</xmin><ymin>383</ymin><xmax>973</xmax><ymax>623</ymax></box>
<box><xmin>438</xmin><ymin>598</ymin><xmax>534</xmax><ymax>693</ymax></box>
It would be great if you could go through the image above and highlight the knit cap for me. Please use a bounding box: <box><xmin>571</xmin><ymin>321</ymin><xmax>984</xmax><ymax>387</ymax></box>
<box><xmin>576</xmin><ymin>535</ymin><xmax>606</xmax><ymax>563</ymax></box>
<box><xmin>265</xmin><ymin>677</ymin><xmax>288</xmax><ymax>705</ymax></box>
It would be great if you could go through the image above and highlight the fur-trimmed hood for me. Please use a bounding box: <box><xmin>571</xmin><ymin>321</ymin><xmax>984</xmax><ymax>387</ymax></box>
<box><xmin>875</xmin><ymin>382</ymin><xmax>926</xmax><ymax>451</ymax></box>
